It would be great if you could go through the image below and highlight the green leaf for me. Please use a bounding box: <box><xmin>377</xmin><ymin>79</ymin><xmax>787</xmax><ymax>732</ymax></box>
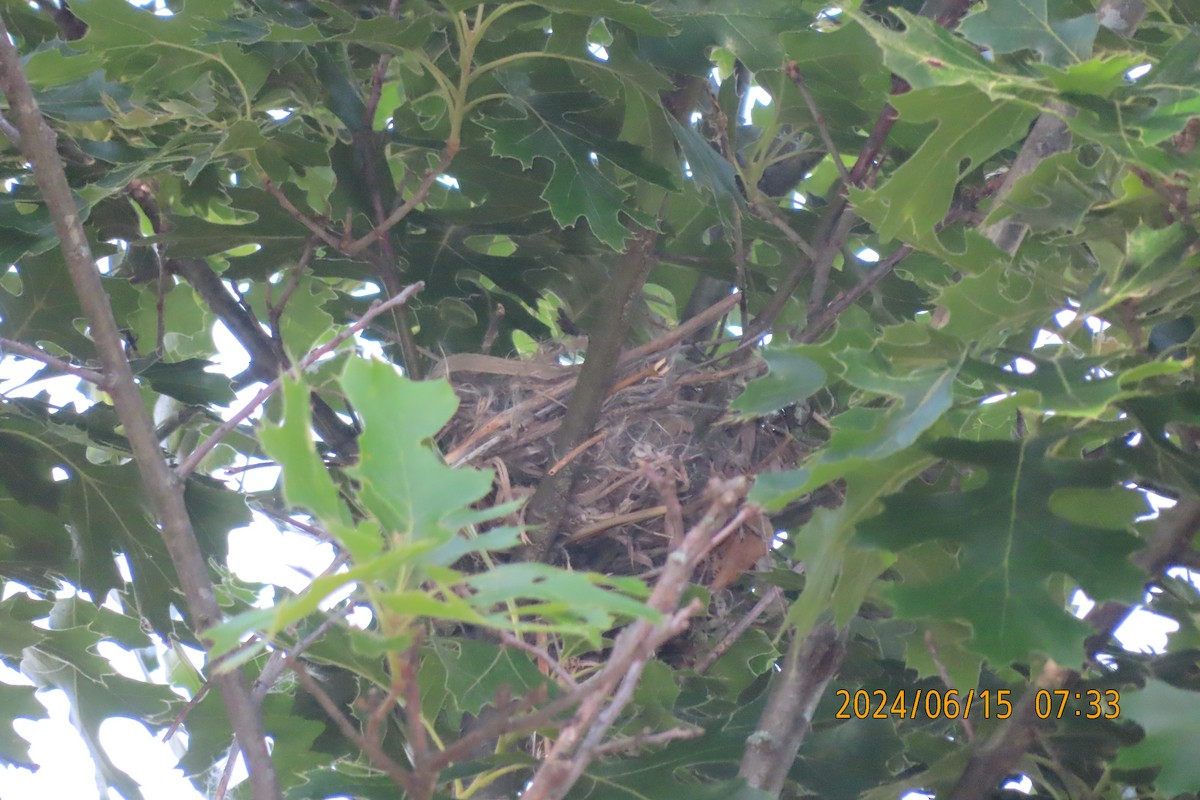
<box><xmin>980</xmin><ymin>149</ymin><xmax>1118</xmax><ymax>233</ymax></box>
<box><xmin>465</xmin><ymin>563</ymin><xmax>657</xmax><ymax>646</ymax></box>
<box><xmin>1127</xmin><ymin>33</ymin><xmax>1200</xmax><ymax>146</ymax></box>
<box><xmin>834</xmin><ymin>354</ymin><xmax>960</xmax><ymax>461</ymax></box>
<box><xmin>0</xmin><ymin>250</ymin><xmax>93</xmax><ymax>356</ymax></box>
<box><xmin>423</xmin><ymin>637</ymin><xmax>553</xmax><ymax>728</ymax></box>
<box><xmin>136</xmin><ymin>358</ymin><xmax>235</xmax><ymax>405</ymax></box>
<box><xmin>731</xmin><ymin>349</ymin><xmax>826</xmax><ymax>418</ymax></box>
<box><xmin>340</xmin><ymin>359</ymin><xmax>493</xmax><ymax>542</ymax></box>
<box><xmin>961</xmin><ymin>353</ymin><xmax>1188</xmax><ymax>418</ymax></box>
<box><xmin>480</xmin><ymin>75</ymin><xmax>673</xmax><ymax>250</ymax></box>
<box><xmin>1115</xmin><ymin>679</ymin><xmax>1200</xmax><ymax>796</ymax></box>
<box><xmin>20</xmin><ymin>598</ymin><xmax>179</xmax><ymax>799</ymax></box>
<box><xmin>71</xmin><ymin>0</ymin><xmax>269</xmax><ymax>108</ymax></box>
<box><xmin>259</xmin><ymin>378</ymin><xmax>352</xmax><ymax>532</ymax></box>
<box><xmin>853</xmin><ymin>84</ymin><xmax>1037</xmax><ymax>243</ymax></box>
<box><xmin>797</xmin><ymin>717</ymin><xmax>905</xmax><ymax>800</ymax></box>
<box><xmin>1080</xmin><ymin>223</ymin><xmax>1200</xmax><ymax>317</ymax></box>
<box><xmin>959</xmin><ymin>0</ymin><xmax>1098</xmax><ymax>68</ymax></box>
<box><xmin>853</xmin><ymin>11</ymin><xmax>1048</xmax><ymax>98</ymax></box>
<box><xmin>667</xmin><ymin>115</ymin><xmax>745</xmax><ymax>232</ymax></box>
<box><xmin>643</xmin><ymin>0</ymin><xmax>813</xmax><ymax>73</ymax></box>
<box><xmin>0</xmin><ymin>683</ymin><xmax>42</xmax><ymax>769</ymax></box>
<box><xmin>781</xmin><ymin>450</ymin><xmax>934</xmax><ymax>639</ymax></box>
<box><xmin>857</xmin><ymin>438</ymin><xmax>1144</xmax><ymax>663</ymax></box>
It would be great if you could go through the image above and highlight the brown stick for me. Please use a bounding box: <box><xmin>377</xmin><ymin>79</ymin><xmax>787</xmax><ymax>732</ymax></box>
<box><xmin>524</xmin><ymin>483</ymin><xmax>754</xmax><ymax>800</ymax></box>
<box><xmin>944</xmin><ymin>661</ymin><xmax>1070</xmax><ymax>800</ymax></box>
<box><xmin>0</xmin><ymin>336</ymin><xmax>105</xmax><ymax>384</ymax></box>
<box><xmin>0</xmin><ymin>15</ymin><xmax>280</xmax><ymax>799</ymax></box>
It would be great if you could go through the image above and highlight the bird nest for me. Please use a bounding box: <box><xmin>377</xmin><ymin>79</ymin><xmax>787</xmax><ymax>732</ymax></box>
<box><xmin>433</xmin><ymin>313</ymin><xmax>813</xmax><ymax>584</ymax></box>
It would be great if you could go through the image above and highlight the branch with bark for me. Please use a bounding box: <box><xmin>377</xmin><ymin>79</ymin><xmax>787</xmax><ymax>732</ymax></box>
<box><xmin>522</xmin><ymin>226</ymin><xmax>661</xmax><ymax>557</ymax></box>
<box><xmin>124</xmin><ymin>183</ymin><xmax>362</xmax><ymax>458</ymax></box>
<box><xmin>0</xmin><ymin>15</ymin><xmax>280</xmax><ymax>800</ymax></box>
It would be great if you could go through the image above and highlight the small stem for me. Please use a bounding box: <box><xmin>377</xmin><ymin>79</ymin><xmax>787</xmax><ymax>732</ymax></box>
<box><xmin>0</xmin><ymin>336</ymin><xmax>105</xmax><ymax>384</ymax></box>
<box><xmin>785</xmin><ymin>64</ymin><xmax>850</xmax><ymax>185</ymax></box>
<box><xmin>345</xmin><ymin>150</ymin><xmax>455</xmax><ymax>256</ymax></box>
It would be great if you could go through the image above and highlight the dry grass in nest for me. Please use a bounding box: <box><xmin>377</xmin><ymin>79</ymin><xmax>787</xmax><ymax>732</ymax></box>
<box><xmin>434</xmin><ymin>327</ymin><xmax>814</xmax><ymax>580</ymax></box>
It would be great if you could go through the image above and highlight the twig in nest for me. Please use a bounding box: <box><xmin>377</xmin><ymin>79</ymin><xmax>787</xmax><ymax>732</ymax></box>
<box><xmin>646</xmin><ymin>466</ymin><xmax>684</xmax><ymax>548</ymax></box>
<box><xmin>547</xmin><ymin>431</ymin><xmax>607</xmax><ymax>476</ymax></box>
<box><xmin>566</xmin><ymin>505</ymin><xmax>667</xmax><ymax>545</ymax></box>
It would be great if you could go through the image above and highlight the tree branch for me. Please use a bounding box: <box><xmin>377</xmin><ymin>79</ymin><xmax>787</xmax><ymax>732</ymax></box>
<box><xmin>32</xmin><ymin>0</ymin><xmax>87</xmax><ymax>40</ymax></box>
<box><xmin>169</xmin><ymin>255</ymin><xmax>361</xmax><ymax>458</ymax></box>
<box><xmin>798</xmin><ymin>244</ymin><xmax>913</xmax><ymax>343</ymax></box>
<box><xmin>523</xmin><ymin>480</ymin><xmax>753</xmax><ymax>800</ymax></box>
<box><xmin>737</xmin><ymin>624</ymin><xmax>848</xmax><ymax>794</ymax></box>
<box><xmin>0</xmin><ymin>335</ymin><xmax>105</xmax><ymax>384</ymax></box>
<box><xmin>1084</xmin><ymin>495</ymin><xmax>1200</xmax><ymax>654</ymax></box>
<box><xmin>945</xmin><ymin>661</ymin><xmax>1071</xmax><ymax>800</ymax></box>
<box><xmin>0</xmin><ymin>15</ymin><xmax>280</xmax><ymax>799</ymax></box>
<box><xmin>0</xmin><ymin>111</ymin><xmax>20</xmax><ymax>148</ymax></box>
<box><xmin>522</xmin><ymin>226</ymin><xmax>660</xmax><ymax>556</ymax></box>
<box><xmin>177</xmin><ymin>282</ymin><xmax>423</xmax><ymax>477</ymax></box>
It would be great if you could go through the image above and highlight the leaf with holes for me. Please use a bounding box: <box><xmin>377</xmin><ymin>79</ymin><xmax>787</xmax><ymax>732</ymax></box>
<box><xmin>857</xmin><ymin>438</ymin><xmax>1144</xmax><ymax>663</ymax></box>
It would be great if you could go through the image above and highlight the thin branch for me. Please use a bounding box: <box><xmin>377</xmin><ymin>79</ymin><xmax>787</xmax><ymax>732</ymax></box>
<box><xmin>0</xmin><ymin>336</ymin><xmax>105</xmax><ymax>384</ymax></box>
<box><xmin>154</xmin><ymin>255</ymin><xmax>168</xmax><ymax>357</ymax></box>
<box><xmin>925</xmin><ymin>629</ymin><xmax>975</xmax><ymax>742</ymax></box>
<box><xmin>0</xmin><ymin>15</ymin><xmax>279</xmax><ymax>798</ymax></box>
<box><xmin>261</xmin><ymin>177</ymin><xmax>343</xmax><ymax>250</ymax></box>
<box><xmin>619</xmin><ymin>292</ymin><xmax>740</xmax><ymax>367</ymax></box>
<box><xmin>846</xmin><ymin>89</ymin><xmax>901</xmax><ymax>188</ymax></box>
<box><xmin>155</xmin><ymin>405</ymin><xmax>205</xmax><ymax>442</ymax></box>
<box><xmin>253</xmin><ymin>505</ymin><xmax>338</xmax><ymax>543</ymax></box>
<box><xmin>177</xmin><ymin>282</ymin><xmax>424</xmax><ymax>477</ymax></box>
<box><xmin>523</xmin><ymin>482</ymin><xmax>753</xmax><ymax>800</ymax></box>
<box><xmin>430</xmin><ymin>688</ymin><xmax>552</xmax><ymax>771</ymax></box>
<box><xmin>799</xmin><ymin>244</ymin><xmax>912</xmax><ymax>343</ymax></box>
<box><xmin>168</xmin><ymin>254</ymin><xmax>359</xmax><ymax>454</ymax></box>
<box><xmin>356</xmin><ymin>124</ymin><xmax>424</xmax><ymax>378</ymax></box>
<box><xmin>784</xmin><ymin>64</ymin><xmax>850</xmax><ymax>186</ymax></box>
<box><xmin>344</xmin><ymin>148</ymin><xmax>456</xmax><ymax>256</ymax></box>
<box><xmin>293</xmin><ymin>660</ymin><xmax>416</xmax><ymax>794</ymax></box>
<box><xmin>694</xmin><ymin>565</ymin><xmax>804</xmax><ymax>674</ymax></box>
<box><xmin>400</xmin><ymin>640</ymin><xmax>434</xmax><ymax>799</ymax></box>
<box><xmin>746</xmin><ymin>206</ymin><xmax>858</xmax><ymax>343</ymax></box>
<box><xmin>266</xmin><ymin>237</ymin><xmax>318</xmax><ymax>346</ymax></box>
<box><xmin>646</xmin><ymin>465</ymin><xmax>684</xmax><ymax>549</ymax></box>
<box><xmin>364</xmin><ymin>55</ymin><xmax>395</xmax><ymax>130</ymax></box>
<box><xmin>500</xmin><ymin>631</ymin><xmax>579</xmax><ymax>689</ymax></box>
<box><xmin>750</xmin><ymin>201</ymin><xmax>818</xmax><ymax>259</ymax></box>
<box><xmin>591</xmin><ymin>725</ymin><xmax>704</xmax><ymax>755</ymax></box>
